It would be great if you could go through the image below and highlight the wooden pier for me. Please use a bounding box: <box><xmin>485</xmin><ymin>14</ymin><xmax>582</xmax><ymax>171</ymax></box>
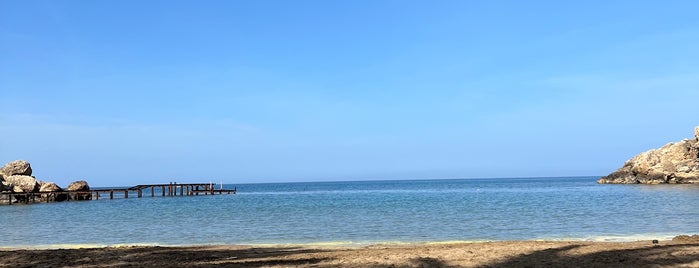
<box><xmin>1</xmin><ymin>182</ymin><xmax>236</xmax><ymax>204</ymax></box>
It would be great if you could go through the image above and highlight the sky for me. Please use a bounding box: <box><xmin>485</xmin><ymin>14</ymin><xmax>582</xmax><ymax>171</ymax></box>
<box><xmin>1</xmin><ymin>0</ymin><xmax>698</xmax><ymax>186</ymax></box>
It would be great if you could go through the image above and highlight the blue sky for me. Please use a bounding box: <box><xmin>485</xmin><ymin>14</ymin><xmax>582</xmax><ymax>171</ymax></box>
<box><xmin>1</xmin><ymin>1</ymin><xmax>698</xmax><ymax>186</ymax></box>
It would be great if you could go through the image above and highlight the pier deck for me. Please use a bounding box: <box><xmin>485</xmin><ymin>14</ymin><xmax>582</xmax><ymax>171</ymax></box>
<box><xmin>0</xmin><ymin>182</ymin><xmax>236</xmax><ymax>204</ymax></box>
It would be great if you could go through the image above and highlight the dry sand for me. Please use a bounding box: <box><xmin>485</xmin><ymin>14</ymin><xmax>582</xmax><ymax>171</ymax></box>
<box><xmin>1</xmin><ymin>240</ymin><xmax>698</xmax><ymax>267</ymax></box>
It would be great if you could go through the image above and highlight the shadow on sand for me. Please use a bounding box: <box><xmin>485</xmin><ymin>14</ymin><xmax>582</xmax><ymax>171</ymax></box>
<box><xmin>0</xmin><ymin>246</ymin><xmax>330</xmax><ymax>268</ymax></box>
<box><xmin>0</xmin><ymin>243</ymin><xmax>697</xmax><ymax>267</ymax></box>
<box><xmin>481</xmin><ymin>243</ymin><xmax>699</xmax><ymax>268</ymax></box>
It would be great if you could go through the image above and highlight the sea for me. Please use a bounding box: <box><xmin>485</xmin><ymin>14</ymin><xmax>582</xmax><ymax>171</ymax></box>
<box><xmin>1</xmin><ymin>176</ymin><xmax>698</xmax><ymax>248</ymax></box>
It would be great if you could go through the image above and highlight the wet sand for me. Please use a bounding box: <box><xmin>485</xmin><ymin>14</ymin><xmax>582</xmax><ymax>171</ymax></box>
<box><xmin>1</xmin><ymin>240</ymin><xmax>698</xmax><ymax>267</ymax></box>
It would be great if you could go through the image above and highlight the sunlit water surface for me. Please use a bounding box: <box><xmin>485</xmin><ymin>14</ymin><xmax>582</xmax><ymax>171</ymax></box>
<box><xmin>1</xmin><ymin>177</ymin><xmax>697</xmax><ymax>247</ymax></box>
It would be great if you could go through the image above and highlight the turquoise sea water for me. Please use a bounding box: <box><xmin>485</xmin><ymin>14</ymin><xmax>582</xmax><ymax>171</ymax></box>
<box><xmin>1</xmin><ymin>177</ymin><xmax>698</xmax><ymax>247</ymax></box>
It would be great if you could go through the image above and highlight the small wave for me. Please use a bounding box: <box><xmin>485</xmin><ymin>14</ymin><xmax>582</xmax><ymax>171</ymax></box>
<box><xmin>535</xmin><ymin>233</ymin><xmax>679</xmax><ymax>242</ymax></box>
<box><xmin>0</xmin><ymin>242</ymin><xmax>169</xmax><ymax>250</ymax></box>
<box><xmin>1</xmin><ymin>243</ymin><xmax>108</xmax><ymax>250</ymax></box>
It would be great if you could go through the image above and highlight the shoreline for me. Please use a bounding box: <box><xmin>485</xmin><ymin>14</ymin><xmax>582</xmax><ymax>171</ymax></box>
<box><xmin>1</xmin><ymin>239</ymin><xmax>698</xmax><ymax>267</ymax></box>
<box><xmin>0</xmin><ymin>234</ymin><xmax>686</xmax><ymax>250</ymax></box>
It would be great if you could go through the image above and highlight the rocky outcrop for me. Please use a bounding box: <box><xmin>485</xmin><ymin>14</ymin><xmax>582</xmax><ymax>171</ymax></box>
<box><xmin>38</xmin><ymin>181</ymin><xmax>68</xmax><ymax>202</ymax></box>
<box><xmin>39</xmin><ymin>181</ymin><xmax>62</xmax><ymax>192</ymax></box>
<box><xmin>0</xmin><ymin>160</ymin><xmax>32</xmax><ymax>176</ymax></box>
<box><xmin>67</xmin><ymin>180</ymin><xmax>90</xmax><ymax>191</ymax></box>
<box><xmin>598</xmin><ymin>126</ymin><xmax>699</xmax><ymax>184</ymax></box>
<box><xmin>0</xmin><ymin>160</ymin><xmax>91</xmax><ymax>203</ymax></box>
<box><xmin>673</xmin><ymin>234</ymin><xmax>699</xmax><ymax>242</ymax></box>
<box><xmin>67</xmin><ymin>180</ymin><xmax>91</xmax><ymax>200</ymax></box>
<box><xmin>5</xmin><ymin>175</ymin><xmax>40</xmax><ymax>192</ymax></box>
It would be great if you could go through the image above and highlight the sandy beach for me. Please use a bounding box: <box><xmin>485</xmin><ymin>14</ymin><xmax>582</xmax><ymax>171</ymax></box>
<box><xmin>1</xmin><ymin>239</ymin><xmax>698</xmax><ymax>267</ymax></box>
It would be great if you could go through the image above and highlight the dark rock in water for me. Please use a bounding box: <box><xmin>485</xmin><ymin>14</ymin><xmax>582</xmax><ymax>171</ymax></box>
<box><xmin>598</xmin><ymin>126</ymin><xmax>699</xmax><ymax>184</ymax></box>
<box><xmin>67</xmin><ymin>180</ymin><xmax>91</xmax><ymax>200</ymax></box>
<box><xmin>38</xmin><ymin>181</ymin><xmax>68</xmax><ymax>202</ymax></box>
<box><xmin>0</xmin><ymin>160</ymin><xmax>32</xmax><ymax>176</ymax></box>
<box><xmin>5</xmin><ymin>175</ymin><xmax>39</xmax><ymax>192</ymax></box>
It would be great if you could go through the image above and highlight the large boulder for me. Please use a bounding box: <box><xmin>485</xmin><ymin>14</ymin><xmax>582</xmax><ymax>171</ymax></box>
<box><xmin>4</xmin><ymin>175</ymin><xmax>39</xmax><ymax>192</ymax></box>
<box><xmin>39</xmin><ymin>181</ymin><xmax>62</xmax><ymax>192</ymax></box>
<box><xmin>38</xmin><ymin>181</ymin><xmax>67</xmax><ymax>202</ymax></box>
<box><xmin>598</xmin><ymin>126</ymin><xmax>699</xmax><ymax>184</ymax></box>
<box><xmin>66</xmin><ymin>180</ymin><xmax>90</xmax><ymax>191</ymax></box>
<box><xmin>0</xmin><ymin>160</ymin><xmax>32</xmax><ymax>176</ymax></box>
<box><xmin>67</xmin><ymin>180</ymin><xmax>91</xmax><ymax>200</ymax></box>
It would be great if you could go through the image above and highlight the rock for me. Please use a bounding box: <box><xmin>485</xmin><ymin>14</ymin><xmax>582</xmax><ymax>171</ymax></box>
<box><xmin>1</xmin><ymin>160</ymin><xmax>32</xmax><ymax>176</ymax></box>
<box><xmin>67</xmin><ymin>180</ymin><xmax>90</xmax><ymax>191</ymax></box>
<box><xmin>672</xmin><ymin>234</ymin><xmax>699</xmax><ymax>242</ymax></box>
<box><xmin>67</xmin><ymin>180</ymin><xmax>91</xmax><ymax>200</ymax></box>
<box><xmin>0</xmin><ymin>162</ymin><xmax>92</xmax><ymax>203</ymax></box>
<box><xmin>4</xmin><ymin>175</ymin><xmax>39</xmax><ymax>192</ymax></box>
<box><xmin>39</xmin><ymin>181</ymin><xmax>62</xmax><ymax>192</ymax></box>
<box><xmin>598</xmin><ymin>126</ymin><xmax>699</xmax><ymax>184</ymax></box>
<box><xmin>39</xmin><ymin>181</ymin><xmax>63</xmax><ymax>200</ymax></box>
<box><xmin>0</xmin><ymin>172</ymin><xmax>6</xmax><ymax>191</ymax></box>
<box><xmin>38</xmin><ymin>181</ymin><xmax>67</xmax><ymax>202</ymax></box>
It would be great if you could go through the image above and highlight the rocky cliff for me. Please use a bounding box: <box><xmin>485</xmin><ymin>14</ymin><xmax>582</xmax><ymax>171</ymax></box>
<box><xmin>598</xmin><ymin>126</ymin><xmax>699</xmax><ymax>184</ymax></box>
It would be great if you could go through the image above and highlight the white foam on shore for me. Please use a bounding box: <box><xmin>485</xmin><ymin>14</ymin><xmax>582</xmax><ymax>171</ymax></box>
<box><xmin>0</xmin><ymin>234</ymin><xmax>684</xmax><ymax>250</ymax></box>
<box><xmin>0</xmin><ymin>244</ymin><xmax>106</xmax><ymax>250</ymax></box>
<box><xmin>425</xmin><ymin>240</ymin><xmax>492</xmax><ymax>245</ymax></box>
<box><xmin>241</xmin><ymin>240</ymin><xmax>497</xmax><ymax>248</ymax></box>
<box><xmin>0</xmin><ymin>243</ymin><xmax>163</xmax><ymax>250</ymax></box>
<box><xmin>534</xmin><ymin>233</ymin><xmax>678</xmax><ymax>242</ymax></box>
